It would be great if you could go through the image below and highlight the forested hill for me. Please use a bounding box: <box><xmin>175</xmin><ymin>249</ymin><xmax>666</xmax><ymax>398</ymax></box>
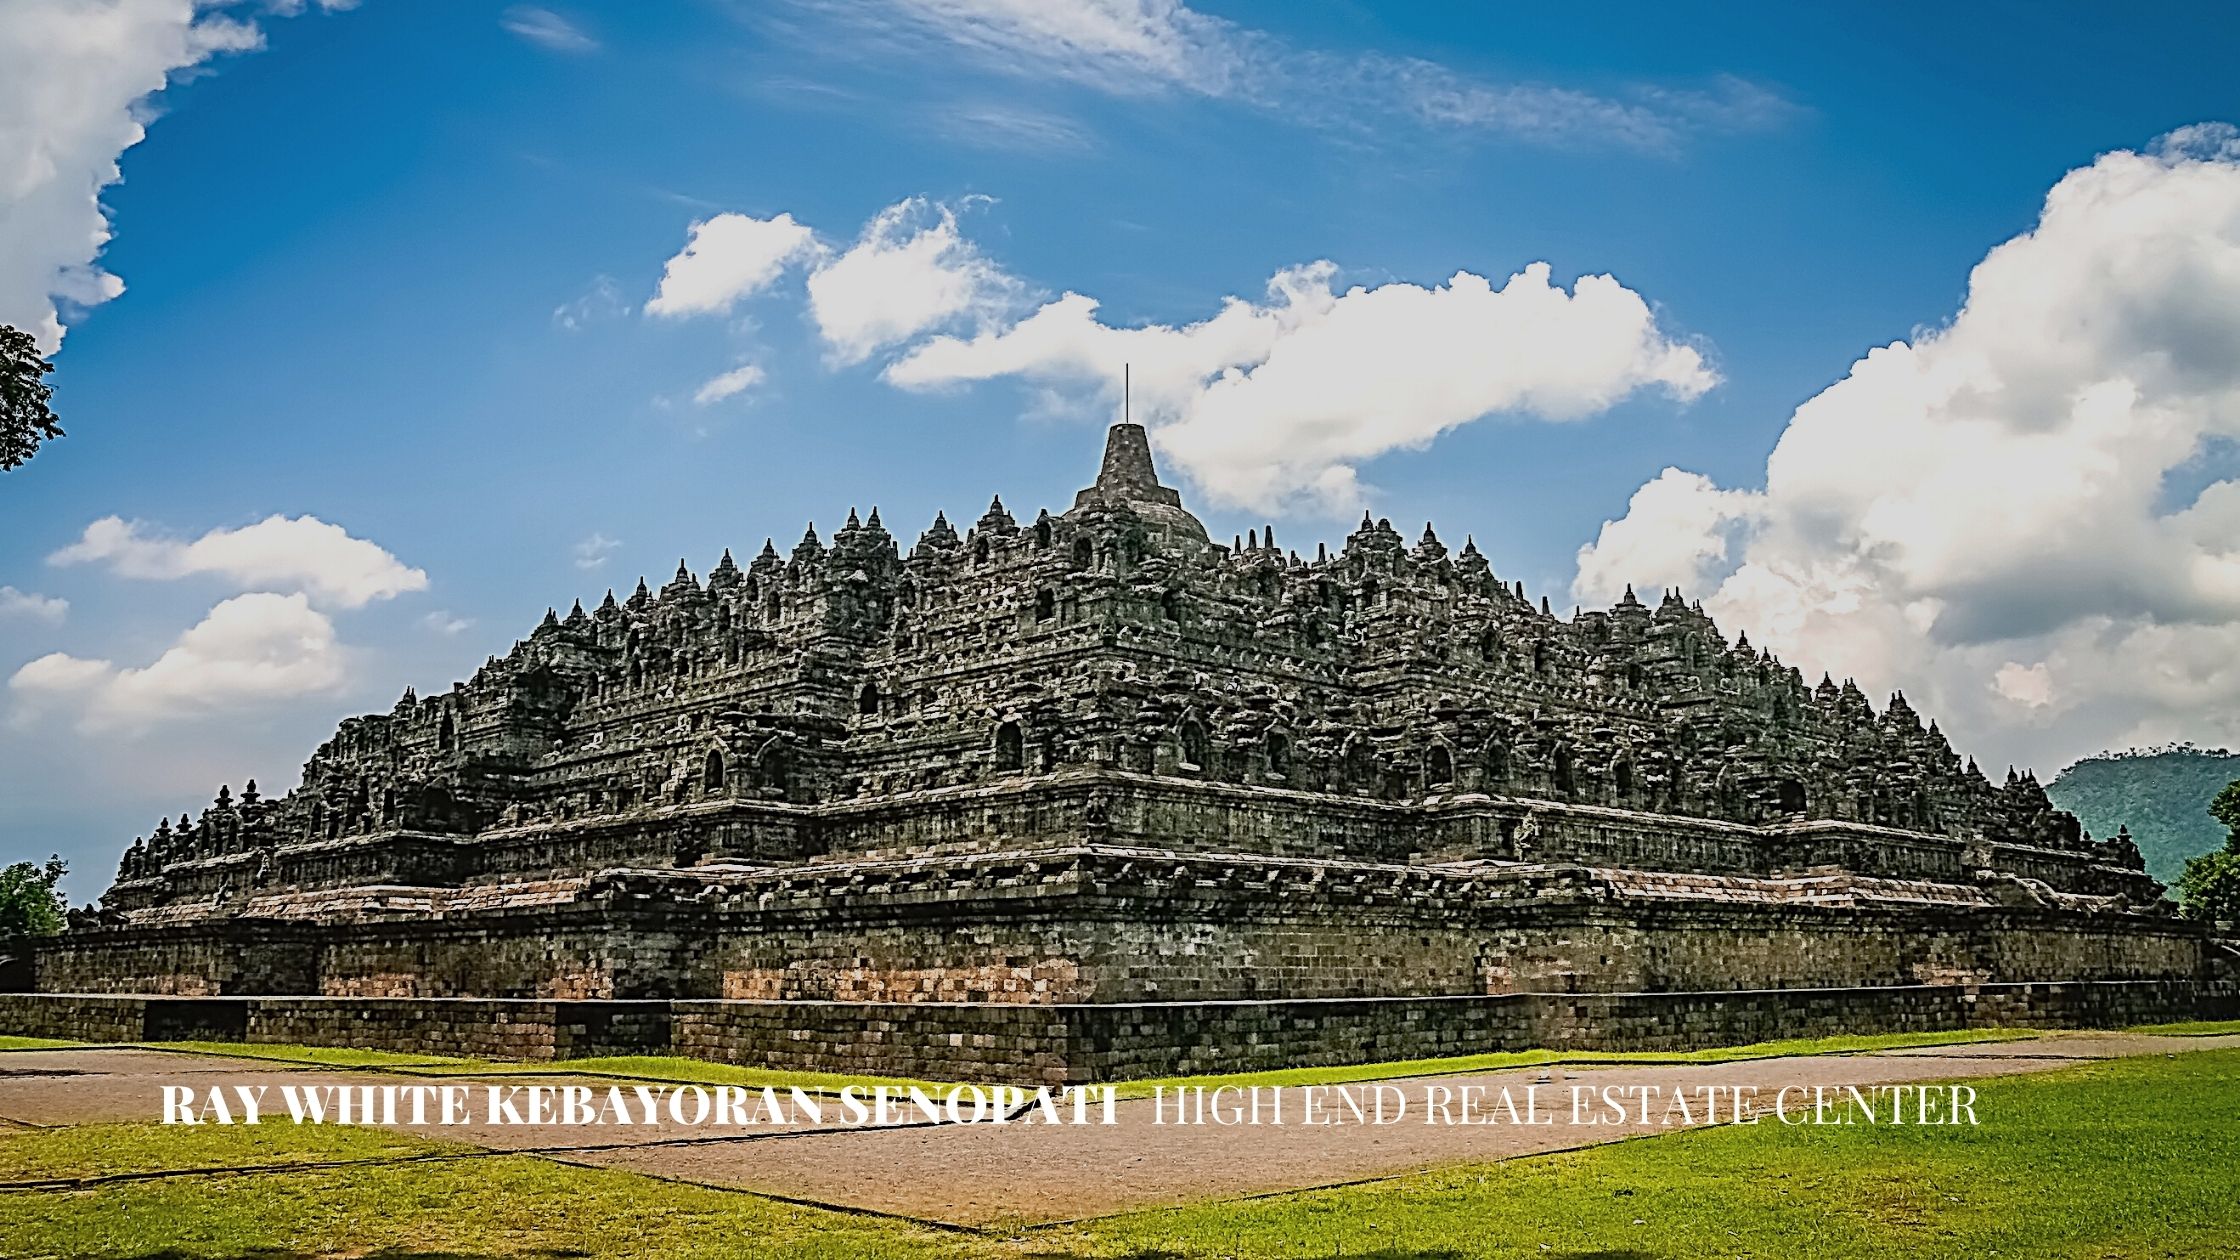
<box><xmin>2046</xmin><ymin>746</ymin><xmax>2240</xmax><ymax>882</ymax></box>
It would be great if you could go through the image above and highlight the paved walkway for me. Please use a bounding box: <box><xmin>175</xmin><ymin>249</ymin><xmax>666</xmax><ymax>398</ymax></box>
<box><xmin>3</xmin><ymin>1032</ymin><xmax>2234</xmax><ymax>1227</ymax></box>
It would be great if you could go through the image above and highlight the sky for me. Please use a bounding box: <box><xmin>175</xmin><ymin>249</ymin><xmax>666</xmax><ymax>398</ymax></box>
<box><xmin>4</xmin><ymin>1</ymin><xmax>2240</xmax><ymax>900</ymax></box>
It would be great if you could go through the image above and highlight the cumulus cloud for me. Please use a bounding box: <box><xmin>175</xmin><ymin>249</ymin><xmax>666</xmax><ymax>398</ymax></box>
<box><xmin>501</xmin><ymin>5</ymin><xmax>598</xmax><ymax>54</ymax></box>
<box><xmin>779</xmin><ymin>0</ymin><xmax>1793</xmax><ymax>153</ymax></box>
<box><xmin>692</xmin><ymin>363</ymin><xmax>766</xmax><ymax>405</ymax></box>
<box><xmin>1573</xmin><ymin>126</ymin><xmax>2240</xmax><ymax>770</ymax></box>
<box><xmin>49</xmin><ymin>514</ymin><xmax>427</xmax><ymax>608</ymax></box>
<box><xmin>645</xmin><ymin>212</ymin><xmax>819</xmax><ymax>319</ymax></box>
<box><xmin>0</xmin><ymin>0</ymin><xmax>347</xmax><ymax>349</ymax></box>
<box><xmin>1574</xmin><ymin>468</ymin><xmax>1763</xmax><ymax>608</ymax></box>
<box><xmin>804</xmin><ymin>197</ymin><xmax>1020</xmax><ymax>365</ymax></box>
<box><xmin>641</xmin><ymin>195</ymin><xmax>1707</xmax><ymax>512</ymax></box>
<box><xmin>10</xmin><ymin>592</ymin><xmax>345</xmax><ymax>732</ymax></box>
<box><xmin>890</xmin><ymin>260</ymin><xmax>1714</xmax><ymax>513</ymax></box>
<box><xmin>647</xmin><ymin>198</ymin><xmax>1020</xmax><ymax>367</ymax></box>
<box><xmin>0</xmin><ymin>586</ymin><xmax>68</xmax><ymax>624</ymax></box>
<box><xmin>572</xmin><ymin>531</ymin><xmax>622</xmax><ymax>570</ymax></box>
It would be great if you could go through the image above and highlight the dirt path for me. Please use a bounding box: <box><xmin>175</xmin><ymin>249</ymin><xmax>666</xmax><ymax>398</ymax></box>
<box><xmin>3</xmin><ymin>1032</ymin><xmax>2234</xmax><ymax>1227</ymax></box>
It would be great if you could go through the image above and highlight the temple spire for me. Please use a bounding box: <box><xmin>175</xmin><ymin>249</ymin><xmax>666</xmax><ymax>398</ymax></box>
<box><xmin>1093</xmin><ymin>420</ymin><xmax>1165</xmax><ymax>495</ymax></box>
<box><xmin>1071</xmin><ymin>420</ymin><xmax>1207</xmax><ymax>545</ymax></box>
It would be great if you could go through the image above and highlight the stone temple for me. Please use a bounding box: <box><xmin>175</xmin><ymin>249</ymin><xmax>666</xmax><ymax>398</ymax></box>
<box><xmin>10</xmin><ymin>425</ymin><xmax>2232</xmax><ymax>1081</ymax></box>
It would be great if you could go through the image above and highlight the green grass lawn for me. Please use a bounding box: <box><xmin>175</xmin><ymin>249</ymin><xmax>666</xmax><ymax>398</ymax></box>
<box><xmin>0</xmin><ymin>1120</ymin><xmax>464</xmax><ymax>1185</ymax></box>
<box><xmin>1051</xmin><ymin>1048</ymin><xmax>2240</xmax><ymax>1259</ymax></box>
<box><xmin>1109</xmin><ymin>1027</ymin><xmax>2043</xmax><ymax>1098</ymax></box>
<box><xmin>2</xmin><ymin>1045</ymin><xmax>2234</xmax><ymax>1258</ymax></box>
<box><xmin>411</xmin><ymin>1051</ymin><xmax>961</xmax><ymax>1096</ymax></box>
<box><xmin>0</xmin><ymin>1148</ymin><xmax>975</xmax><ymax>1260</ymax></box>
<box><xmin>0</xmin><ymin>1035</ymin><xmax>88</xmax><ymax>1051</ymax></box>
<box><xmin>149</xmin><ymin>1040</ymin><xmax>472</xmax><ymax>1070</ymax></box>
<box><xmin>8</xmin><ymin>1025</ymin><xmax>2044</xmax><ymax>1102</ymax></box>
<box><xmin>2128</xmin><ymin>1017</ymin><xmax>2240</xmax><ymax>1036</ymax></box>
<box><xmin>136</xmin><ymin>1040</ymin><xmax>964</xmax><ymax>1096</ymax></box>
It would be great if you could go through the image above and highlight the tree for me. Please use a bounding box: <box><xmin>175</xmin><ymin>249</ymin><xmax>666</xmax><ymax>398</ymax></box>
<box><xmin>2175</xmin><ymin>778</ymin><xmax>2240</xmax><ymax>923</ymax></box>
<box><xmin>0</xmin><ymin>856</ymin><xmax>68</xmax><ymax>940</ymax></box>
<box><xmin>2213</xmin><ymin>780</ymin><xmax>2240</xmax><ymax>833</ymax></box>
<box><xmin>1</xmin><ymin>323</ymin><xmax>62</xmax><ymax>471</ymax></box>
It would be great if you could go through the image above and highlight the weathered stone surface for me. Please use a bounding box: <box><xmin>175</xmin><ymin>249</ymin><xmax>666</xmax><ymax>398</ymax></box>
<box><xmin>5</xmin><ymin>982</ymin><xmax>2234</xmax><ymax>1085</ymax></box>
<box><xmin>22</xmin><ymin>424</ymin><xmax>2231</xmax><ymax>1077</ymax></box>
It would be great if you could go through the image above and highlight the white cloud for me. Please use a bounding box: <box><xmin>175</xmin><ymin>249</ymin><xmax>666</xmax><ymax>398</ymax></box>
<box><xmin>640</xmin><ymin>196</ymin><xmax>1706</xmax><ymax>513</ymax></box>
<box><xmin>573</xmin><ymin>531</ymin><xmax>622</xmax><ymax>570</ymax></box>
<box><xmin>645</xmin><ymin>212</ymin><xmax>819</xmax><ymax>319</ymax></box>
<box><xmin>501</xmin><ymin>5</ymin><xmax>599</xmax><ymax>54</ymax></box>
<box><xmin>0</xmin><ymin>0</ymin><xmax>350</xmax><ymax>349</ymax></box>
<box><xmin>851</xmin><ymin>0</ymin><xmax>1248</xmax><ymax>97</ymax></box>
<box><xmin>420</xmin><ymin>610</ymin><xmax>474</xmax><ymax>636</ymax></box>
<box><xmin>1574</xmin><ymin>468</ymin><xmax>1762</xmax><ymax>607</ymax></box>
<box><xmin>0</xmin><ymin>586</ymin><xmax>67</xmax><ymax>624</ymax></box>
<box><xmin>553</xmin><ymin>274</ymin><xmax>630</xmax><ymax>329</ymax></box>
<box><xmin>9</xmin><ymin>592</ymin><xmax>345</xmax><ymax>732</ymax></box>
<box><xmin>929</xmin><ymin>103</ymin><xmax>1095</xmax><ymax>153</ymax></box>
<box><xmin>693</xmin><ymin>363</ymin><xmax>766</xmax><ymax>405</ymax></box>
<box><xmin>1994</xmin><ymin>662</ymin><xmax>2055</xmax><ymax>709</ymax></box>
<box><xmin>49</xmin><ymin>514</ymin><xmax>427</xmax><ymax>608</ymax></box>
<box><xmin>783</xmin><ymin>0</ymin><xmax>1792</xmax><ymax>153</ymax></box>
<box><xmin>804</xmin><ymin>197</ymin><xmax>1020</xmax><ymax>365</ymax></box>
<box><xmin>1573</xmin><ymin>126</ymin><xmax>2240</xmax><ymax>771</ymax></box>
<box><xmin>890</xmin><ymin>259</ymin><xmax>1714</xmax><ymax>514</ymax></box>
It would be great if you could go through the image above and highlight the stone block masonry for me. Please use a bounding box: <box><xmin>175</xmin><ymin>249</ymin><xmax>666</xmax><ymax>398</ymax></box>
<box><xmin>4</xmin><ymin>981</ymin><xmax>2233</xmax><ymax>1085</ymax></box>
<box><xmin>20</xmin><ymin>424</ymin><xmax>2225</xmax><ymax>1079</ymax></box>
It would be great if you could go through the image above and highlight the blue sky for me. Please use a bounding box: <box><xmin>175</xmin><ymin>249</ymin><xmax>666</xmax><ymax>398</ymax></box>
<box><xmin>6</xmin><ymin>1</ymin><xmax>2240</xmax><ymax>899</ymax></box>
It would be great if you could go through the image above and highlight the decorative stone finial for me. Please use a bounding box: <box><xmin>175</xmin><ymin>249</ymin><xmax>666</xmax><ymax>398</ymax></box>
<box><xmin>1094</xmin><ymin>422</ymin><xmax>1162</xmax><ymax>495</ymax></box>
<box><xmin>1071</xmin><ymin>423</ymin><xmax>1206</xmax><ymax>545</ymax></box>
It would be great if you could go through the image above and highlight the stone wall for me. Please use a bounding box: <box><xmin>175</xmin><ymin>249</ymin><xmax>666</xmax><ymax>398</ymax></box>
<box><xmin>1480</xmin><ymin>901</ymin><xmax>2214</xmax><ymax>994</ymax></box>
<box><xmin>0</xmin><ymin>993</ymin><xmax>150</xmax><ymax>1042</ymax></box>
<box><xmin>6</xmin><ymin>980</ymin><xmax>2232</xmax><ymax>1084</ymax></box>
<box><xmin>109</xmin><ymin>770</ymin><xmax>2150</xmax><ymax>918</ymax></box>
<box><xmin>32</xmin><ymin>854</ymin><xmax>2218</xmax><ymax>1005</ymax></box>
<box><xmin>27</xmin><ymin>924</ymin><xmax>317</xmax><ymax>997</ymax></box>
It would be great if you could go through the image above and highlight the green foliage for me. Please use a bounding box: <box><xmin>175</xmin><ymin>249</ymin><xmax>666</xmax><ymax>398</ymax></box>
<box><xmin>0</xmin><ymin>855</ymin><xmax>67</xmax><ymax>940</ymax></box>
<box><xmin>2213</xmin><ymin>779</ymin><xmax>2240</xmax><ymax>832</ymax></box>
<box><xmin>0</xmin><ymin>323</ymin><xmax>62</xmax><ymax>471</ymax></box>
<box><xmin>2045</xmin><ymin>745</ymin><xmax>2240</xmax><ymax>881</ymax></box>
<box><xmin>2176</xmin><ymin>847</ymin><xmax>2240</xmax><ymax>922</ymax></box>
<box><xmin>2173</xmin><ymin>774</ymin><xmax>2240</xmax><ymax>922</ymax></box>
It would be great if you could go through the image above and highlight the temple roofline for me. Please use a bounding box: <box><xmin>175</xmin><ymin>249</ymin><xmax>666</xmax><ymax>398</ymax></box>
<box><xmin>1070</xmin><ymin>422</ymin><xmax>1209</xmax><ymax>544</ymax></box>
